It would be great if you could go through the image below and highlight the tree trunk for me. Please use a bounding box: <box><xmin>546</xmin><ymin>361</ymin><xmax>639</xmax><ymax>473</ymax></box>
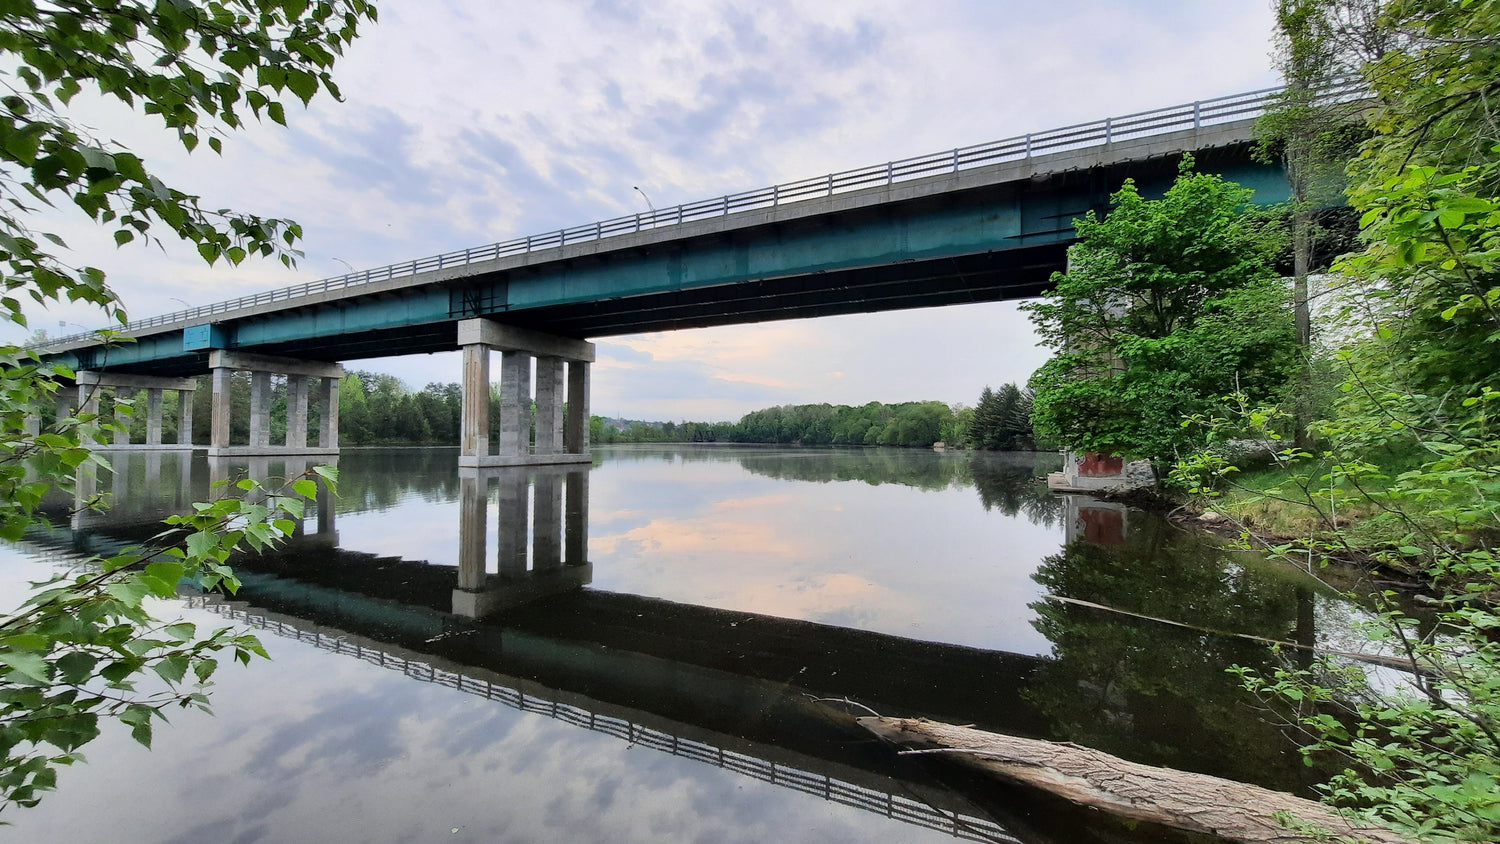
<box><xmin>859</xmin><ymin>716</ymin><xmax>1413</xmax><ymax>844</ymax></box>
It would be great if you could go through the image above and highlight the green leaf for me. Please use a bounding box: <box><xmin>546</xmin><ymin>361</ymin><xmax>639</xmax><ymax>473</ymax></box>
<box><xmin>0</xmin><ymin>650</ymin><xmax>51</xmax><ymax>683</ymax></box>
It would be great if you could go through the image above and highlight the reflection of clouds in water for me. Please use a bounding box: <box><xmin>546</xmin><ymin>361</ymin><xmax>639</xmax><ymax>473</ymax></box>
<box><xmin>587</xmin><ymin>465</ymin><xmax>1058</xmax><ymax>653</ymax></box>
<box><xmin>7</xmin><ymin>615</ymin><xmax>955</xmax><ymax>843</ymax></box>
<box><xmin>733</xmin><ymin>571</ymin><xmax>922</xmax><ymax>629</ymax></box>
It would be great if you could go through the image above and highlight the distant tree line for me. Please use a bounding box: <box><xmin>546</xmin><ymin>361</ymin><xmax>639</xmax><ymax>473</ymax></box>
<box><xmin>598</xmin><ymin>385</ymin><xmax>1045</xmax><ymax>451</ymax></box>
<box><xmin>97</xmin><ymin>371</ymin><xmax>1045</xmax><ymax>450</ymax></box>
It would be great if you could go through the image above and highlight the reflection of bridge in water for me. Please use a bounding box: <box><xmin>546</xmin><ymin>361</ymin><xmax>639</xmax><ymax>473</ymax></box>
<box><xmin>33</xmin><ymin>447</ymin><xmax>1370</xmax><ymax>838</ymax></box>
<box><xmin>30</xmin><ymin>450</ymin><xmax>1093</xmax><ymax>844</ymax></box>
<box><xmin>186</xmin><ymin>597</ymin><xmax>1019</xmax><ymax>844</ymax></box>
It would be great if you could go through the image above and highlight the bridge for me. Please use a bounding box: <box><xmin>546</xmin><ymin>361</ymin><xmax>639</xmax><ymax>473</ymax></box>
<box><xmin>32</xmin><ymin>83</ymin><xmax>1357</xmax><ymax>467</ymax></box>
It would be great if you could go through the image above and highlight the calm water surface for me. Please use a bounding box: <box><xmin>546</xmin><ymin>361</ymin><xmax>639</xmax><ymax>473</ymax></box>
<box><xmin>0</xmin><ymin>445</ymin><xmax>1371</xmax><ymax>843</ymax></box>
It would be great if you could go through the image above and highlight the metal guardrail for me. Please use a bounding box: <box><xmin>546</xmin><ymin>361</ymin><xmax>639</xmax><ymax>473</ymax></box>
<box><xmin>191</xmin><ymin>597</ymin><xmax>1018</xmax><ymax>843</ymax></box>
<box><xmin>39</xmin><ymin>79</ymin><xmax>1367</xmax><ymax>351</ymax></box>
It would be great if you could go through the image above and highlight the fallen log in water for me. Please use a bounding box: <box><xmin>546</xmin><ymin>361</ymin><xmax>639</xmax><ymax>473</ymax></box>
<box><xmin>858</xmin><ymin>717</ymin><xmax>1414</xmax><ymax>844</ymax></box>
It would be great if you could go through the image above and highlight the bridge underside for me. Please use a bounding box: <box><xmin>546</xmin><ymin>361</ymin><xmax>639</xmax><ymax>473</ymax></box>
<box><xmin>234</xmin><ymin>243</ymin><xmax>1065</xmax><ymax>367</ymax></box>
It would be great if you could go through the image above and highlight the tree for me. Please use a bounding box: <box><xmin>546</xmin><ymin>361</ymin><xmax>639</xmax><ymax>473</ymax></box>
<box><xmin>1258</xmin><ymin>0</ymin><xmax>1379</xmax><ymax>447</ymax></box>
<box><xmin>1174</xmin><ymin>5</ymin><xmax>1500</xmax><ymax>838</ymax></box>
<box><xmin>0</xmin><ymin>0</ymin><xmax>375</xmax><ymax>813</ymax></box>
<box><xmin>1024</xmin><ymin>160</ymin><xmax>1298</xmax><ymax>466</ymax></box>
<box><xmin>970</xmin><ymin>383</ymin><xmax>1035</xmax><ymax>450</ymax></box>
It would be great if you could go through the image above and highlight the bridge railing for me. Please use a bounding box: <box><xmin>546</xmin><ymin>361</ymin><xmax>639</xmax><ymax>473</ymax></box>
<box><xmin>38</xmin><ymin>78</ymin><xmax>1367</xmax><ymax>351</ymax></box>
<box><xmin>190</xmin><ymin>597</ymin><xmax>1018</xmax><ymax>843</ymax></box>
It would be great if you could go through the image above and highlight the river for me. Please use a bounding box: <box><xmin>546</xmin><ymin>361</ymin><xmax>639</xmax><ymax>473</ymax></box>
<box><xmin>0</xmin><ymin>445</ymin><xmax>1375</xmax><ymax>842</ymax></box>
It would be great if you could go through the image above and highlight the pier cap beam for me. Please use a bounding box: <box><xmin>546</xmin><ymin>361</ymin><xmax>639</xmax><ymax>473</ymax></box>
<box><xmin>207</xmin><ymin>350</ymin><xmax>345</xmax><ymax>380</ymax></box>
<box><xmin>457</xmin><ymin>319</ymin><xmax>595</xmax><ymax>363</ymax></box>
<box><xmin>77</xmin><ymin>371</ymin><xmax>197</xmax><ymax>392</ymax></box>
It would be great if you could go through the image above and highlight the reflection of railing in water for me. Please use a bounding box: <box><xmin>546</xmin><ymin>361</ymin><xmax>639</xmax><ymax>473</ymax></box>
<box><xmin>189</xmin><ymin>596</ymin><xmax>1016</xmax><ymax>844</ymax></box>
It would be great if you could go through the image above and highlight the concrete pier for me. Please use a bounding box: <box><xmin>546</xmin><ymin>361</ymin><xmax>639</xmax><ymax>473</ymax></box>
<box><xmin>75</xmin><ymin>371</ymin><xmax>198</xmax><ymax>450</ymax></box>
<box><xmin>457</xmin><ymin>319</ymin><xmax>594</xmax><ymax>468</ymax></box>
<box><xmin>207</xmin><ymin>351</ymin><xmax>343</xmax><ymax>457</ymax></box>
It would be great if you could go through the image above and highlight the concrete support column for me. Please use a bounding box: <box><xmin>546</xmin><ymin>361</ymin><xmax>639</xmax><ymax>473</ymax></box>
<box><xmin>79</xmin><ymin>384</ymin><xmax>99</xmax><ymax>418</ymax></box>
<box><xmin>534</xmin><ymin>357</ymin><xmax>565</xmax><ymax>455</ymax></box>
<box><xmin>498</xmin><ymin>351</ymin><xmax>532</xmax><ymax>457</ymax></box>
<box><xmin>177</xmin><ymin>390</ymin><xmax>194</xmax><ymax>446</ymax></box>
<box><xmin>145</xmin><ymin>388</ymin><xmax>164</xmax><ymax>446</ymax></box>
<box><xmin>457</xmin><ymin>474</ymin><xmax>488</xmax><ymax>591</ymax></box>
<box><xmin>248</xmin><ymin>372</ymin><xmax>271</xmax><ymax>449</ymax></box>
<box><xmin>565</xmin><ymin>468</ymin><xmax>589</xmax><ymax>566</ymax></box>
<box><xmin>565</xmin><ymin>360</ymin><xmax>590</xmax><ymax>454</ymax></box>
<box><xmin>318</xmin><ymin>377</ymin><xmax>340</xmax><ymax>449</ymax></box>
<box><xmin>286</xmin><ymin>376</ymin><xmax>310</xmax><ymax>450</ymax></box>
<box><xmin>460</xmin><ymin>344</ymin><xmax>490</xmax><ymax>459</ymax></box>
<box><xmin>210</xmin><ymin>368</ymin><xmax>232</xmax><ymax>450</ymax></box>
<box><xmin>533</xmin><ymin>471</ymin><xmax>563</xmax><ymax>569</ymax></box>
<box><xmin>22</xmin><ymin>413</ymin><xmax>40</xmax><ymax>437</ymax></box>
<box><xmin>55</xmin><ymin>391</ymin><xmax>76</xmax><ymax>425</ymax></box>
<box><xmin>496</xmin><ymin>468</ymin><xmax>529</xmax><ymax>576</ymax></box>
<box><xmin>111</xmin><ymin>390</ymin><xmax>131</xmax><ymax>446</ymax></box>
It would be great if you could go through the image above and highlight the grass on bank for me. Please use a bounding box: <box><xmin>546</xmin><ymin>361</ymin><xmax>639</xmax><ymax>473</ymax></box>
<box><xmin>1198</xmin><ymin>444</ymin><xmax>1461</xmax><ymax>565</ymax></box>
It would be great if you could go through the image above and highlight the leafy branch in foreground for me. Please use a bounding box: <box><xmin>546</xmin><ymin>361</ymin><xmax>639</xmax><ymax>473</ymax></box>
<box><xmin>0</xmin><ymin>0</ymin><xmax>377</xmax><ymax>817</ymax></box>
<box><xmin>0</xmin><ymin>433</ymin><xmax>338</xmax><ymax>814</ymax></box>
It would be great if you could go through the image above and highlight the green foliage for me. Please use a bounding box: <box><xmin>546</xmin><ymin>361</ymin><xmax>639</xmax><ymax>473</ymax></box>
<box><xmin>0</xmin><ymin>460</ymin><xmax>337</xmax><ymax>813</ymax></box>
<box><xmin>0</xmin><ymin>0</ymin><xmax>376</xmax><ymax>328</ymax></box>
<box><xmin>0</xmin><ymin>0</ymin><xmax>375</xmax><ymax>816</ymax></box>
<box><xmin>969</xmin><ymin>383</ymin><xmax>1035</xmax><ymax>450</ymax></box>
<box><xmin>1172</xmin><ymin>5</ymin><xmax>1500</xmax><ymax>833</ymax></box>
<box><xmin>594</xmin><ymin>400</ymin><xmax>965</xmax><ymax>449</ymax></box>
<box><xmin>1024</xmin><ymin>161</ymin><xmax>1298</xmax><ymax>464</ymax></box>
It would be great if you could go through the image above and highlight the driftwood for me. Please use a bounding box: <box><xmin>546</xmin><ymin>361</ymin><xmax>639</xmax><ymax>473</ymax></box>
<box><xmin>858</xmin><ymin>716</ymin><xmax>1414</xmax><ymax>844</ymax></box>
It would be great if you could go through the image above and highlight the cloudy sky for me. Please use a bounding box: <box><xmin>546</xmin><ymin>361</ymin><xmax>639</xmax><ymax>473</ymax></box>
<box><xmin>31</xmin><ymin>0</ymin><xmax>1280</xmax><ymax>421</ymax></box>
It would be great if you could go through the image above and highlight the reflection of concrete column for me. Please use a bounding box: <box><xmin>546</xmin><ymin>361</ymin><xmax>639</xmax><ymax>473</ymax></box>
<box><xmin>112</xmin><ymin>390</ymin><xmax>131</xmax><ymax>446</ymax></box>
<box><xmin>533</xmin><ymin>471</ymin><xmax>562</xmax><ymax>569</ymax></box>
<box><xmin>315</xmin><ymin>459</ymin><xmax>337</xmax><ymax>536</ymax></box>
<box><xmin>498</xmin><ymin>351</ymin><xmax>531</xmax><ymax>457</ymax></box>
<box><xmin>565</xmin><ymin>468</ymin><xmax>589</xmax><ymax>566</ymax></box>
<box><xmin>1295</xmin><ymin>587</ymin><xmax>1315</xmax><ymax>671</ymax></box>
<box><xmin>72</xmin><ymin>461</ymin><xmax>99</xmax><ymax>529</ymax></box>
<box><xmin>246</xmin><ymin>456</ymin><xmax>270</xmax><ymax>503</ymax></box>
<box><xmin>110</xmin><ymin>451</ymin><xmax>127</xmax><ymax>499</ymax></box>
<box><xmin>534</xmin><ymin>357</ymin><xmax>564</xmax><ymax>455</ymax></box>
<box><xmin>208</xmin><ymin>456</ymin><xmax>230</xmax><ymax>494</ymax></box>
<box><xmin>177</xmin><ymin>389</ymin><xmax>194</xmax><ymax>446</ymax></box>
<box><xmin>286</xmin><ymin>376</ymin><xmax>310</xmax><ymax>449</ymax></box>
<box><xmin>461</xmin><ymin>344</ymin><xmax>490</xmax><ymax>460</ymax></box>
<box><xmin>144</xmin><ymin>450</ymin><xmax>161</xmax><ymax>489</ymax></box>
<box><xmin>248</xmin><ymin>372</ymin><xmax>271</xmax><ymax>449</ymax></box>
<box><xmin>318</xmin><ymin>377</ymin><xmax>340</xmax><ymax>449</ymax></box>
<box><xmin>565</xmin><ymin>360</ymin><xmax>590</xmax><ymax>454</ymax></box>
<box><xmin>210</xmin><ymin>368</ymin><xmax>232</xmax><ymax>450</ymax></box>
<box><xmin>145</xmin><ymin>388</ymin><xmax>164</xmax><ymax>445</ymax></box>
<box><xmin>179</xmin><ymin>451</ymin><xmax>192</xmax><ymax>505</ymax></box>
<box><xmin>458</xmin><ymin>474</ymin><xmax>488</xmax><ymax>590</ymax></box>
<box><xmin>496</xmin><ymin>468</ymin><xmax>529</xmax><ymax>576</ymax></box>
